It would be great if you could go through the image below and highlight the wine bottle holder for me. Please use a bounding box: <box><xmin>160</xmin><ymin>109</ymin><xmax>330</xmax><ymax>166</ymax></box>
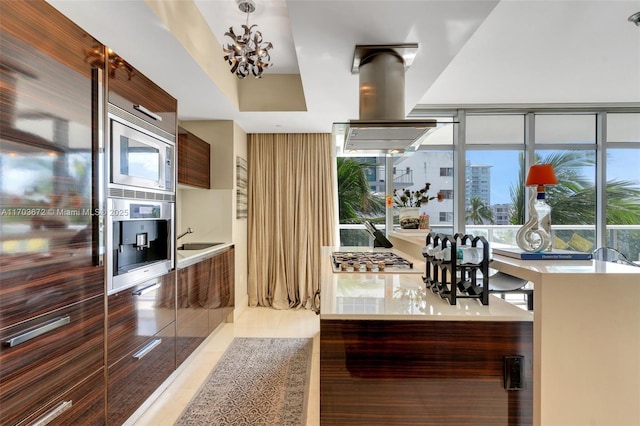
<box><xmin>422</xmin><ymin>232</ymin><xmax>490</xmax><ymax>305</ymax></box>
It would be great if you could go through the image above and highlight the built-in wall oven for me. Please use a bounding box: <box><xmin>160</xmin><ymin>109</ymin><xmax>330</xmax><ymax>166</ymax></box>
<box><xmin>105</xmin><ymin>102</ymin><xmax>176</xmax><ymax>294</ymax></box>
<box><xmin>106</xmin><ymin>198</ymin><xmax>174</xmax><ymax>294</ymax></box>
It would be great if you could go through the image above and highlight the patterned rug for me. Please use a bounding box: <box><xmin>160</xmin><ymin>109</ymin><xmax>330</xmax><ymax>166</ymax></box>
<box><xmin>175</xmin><ymin>337</ymin><xmax>313</xmax><ymax>426</ymax></box>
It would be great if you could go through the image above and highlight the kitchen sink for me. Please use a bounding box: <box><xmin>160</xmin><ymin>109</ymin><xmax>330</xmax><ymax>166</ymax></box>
<box><xmin>177</xmin><ymin>242</ymin><xmax>224</xmax><ymax>250</ymax></box>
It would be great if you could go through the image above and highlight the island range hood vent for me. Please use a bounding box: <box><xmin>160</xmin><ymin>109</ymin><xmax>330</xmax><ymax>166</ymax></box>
<box><xmin>341</xmin><ymin>44</ymin><xmax>436</xmax><ymax>153</ymax></box>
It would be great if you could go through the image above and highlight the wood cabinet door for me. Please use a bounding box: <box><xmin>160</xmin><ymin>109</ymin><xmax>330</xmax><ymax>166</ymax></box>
<box><xmin>320</xmin><ymin>319</ymin><xmax>533</xmax><ymax>425</ymax></box>
<box><xmin>0</xmin><ymin>0</ymin><xmax>105</xmax><ymax>326</ymax></box>
<box><xmin>19</xmin><ymin>369</ymin><xmax>105</xmax><ymax>426</ymax></box>
<box><xmin>0</xmin><ymin>4</ymin><xmax>107</xmax><ymax>423</ymax></box>
<box><xmin>175</xmin><ymin>247</ymin><xmax>235</xmax><ymax>364</ymax></box>
<box><xmin>0</xmin><ymin>262</ymin><xmax>104</xmax><ymax>329</ymax></box>
<box><xmin>107</xmin><ymin>271</ymin><xmax>176</xmax><ymax>367</ymax></box>
<box><xmin>178</xmin><ymin>129</ymin><xmax>211</xmax><ymax>188</ymax></box>
<box><xmin>0</xmin><ymin>296</ymin><xmax>105</xmax><ymax>426</ymax></box>
<box><xmin>176</xmin><ymin>259</ymin><xmax>211</xmax><ymax>366</ymax></box>
<box><xmin>209</xmin><ymin>247</ymin><xmax>235</xmax><ymax>332</ymax></box>
<box><xmin>107</xmin><ymin>323</ymin><xmax>176</xmax><ymax>425</ymax></box>
<box><xmin>107</xmin><ymin>55</ymin><xmax>177</xmax><ymax>136</ymax></box>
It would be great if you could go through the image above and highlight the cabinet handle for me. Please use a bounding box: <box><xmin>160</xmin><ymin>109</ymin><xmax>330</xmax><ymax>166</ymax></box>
<box><xmin>132</xmin><ymin>282</ymin><xmax>160</xmax><ymax>296</ymax></box>
<box><xmin>31</xmin><ymin>400</ymin><xmax>73</xmax><ymax>426</ymax></box>
<box><xmin>133</xmin><ymin>338</ymin><xmax>162</xmax><ymax>360</ymax></box>
<box><xmin>4</xmin><ymin>316</ymin><xmax>71</xmax><ymax>348</ymax></box>
<box><xmin>133</xmin><ymin>104</ymin><xmax>162</xmax><ymax>122</ymax></box>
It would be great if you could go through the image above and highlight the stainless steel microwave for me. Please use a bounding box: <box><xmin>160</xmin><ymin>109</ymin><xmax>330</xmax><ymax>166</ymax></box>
<box><xmin>109</xmin><ymin>115</ymin><xmax>174</xmax><ymax>193</ymax></box>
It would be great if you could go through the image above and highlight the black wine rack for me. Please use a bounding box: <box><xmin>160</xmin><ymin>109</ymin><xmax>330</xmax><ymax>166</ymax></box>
<box><xmin>422</xmin><ymin>232</ymin><xmax>490</xmax><ymax>305</ymax></box>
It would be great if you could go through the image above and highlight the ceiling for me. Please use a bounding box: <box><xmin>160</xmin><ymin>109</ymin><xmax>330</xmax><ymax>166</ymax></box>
<box><xmin>48</xmin><ymin>0</ymin><xmax>640</xmax><ymax>135</ymax></box>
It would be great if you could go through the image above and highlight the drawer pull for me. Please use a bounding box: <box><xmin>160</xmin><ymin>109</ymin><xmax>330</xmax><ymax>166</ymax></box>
<box><xmin>31</xmin><ymin>400</ymin><xmax>73</xmax><ymax>426</ymax></box>
<box><xmin>132</xmin><ymin>282</ymin><xmax>160</xmax><ymax>296</ymax></box>
<box><xmin>133</xmin><ymin>104</ymin><xmax>162</xmax><ymax>122</ymax></box>
<box><xmin>4</xmin><ymin>316</ymin><xmax>71</xmax><ymax>348</ymax></box>
<box><xmin>133</xmin><ymin>338</ymin><xmax>162</xmax><ymax>360</ymax></box>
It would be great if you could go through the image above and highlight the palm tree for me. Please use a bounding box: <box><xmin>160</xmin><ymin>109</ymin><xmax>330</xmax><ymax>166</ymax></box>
<box><xmin>510</xmin><ymin>151</ymin><xmax>640</xmax><ymax>225</ymax></box>
<box><xmin>466</xmin><ymin>197</ymin><xmax>494</xmax><ymax>225</ymax></box>
<box><xmin>336</xmin><ymin>157</ymin><xmax>385</xmax><ymax>223</ymax></box>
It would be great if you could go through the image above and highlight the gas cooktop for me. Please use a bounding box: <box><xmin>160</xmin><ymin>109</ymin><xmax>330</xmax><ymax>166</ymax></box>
<box><xmin>331</xmin><ymin>251</ymin><xmax>415</xmax><ymax>273</ymax></box>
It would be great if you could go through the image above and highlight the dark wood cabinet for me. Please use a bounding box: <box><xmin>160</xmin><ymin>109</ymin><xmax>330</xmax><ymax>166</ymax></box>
<box><xmin>19</xmin><ymin>369</ymin><xmax>105</xmax><ymax>426</ymax></box>
<box><xmin>1</xmin><ymin>2</ymin><xmax>233</xmax><ymax>422</ymax></box>
<box><xmin>107</xmin><ymin>270</ymin><xmax>177</xmax><ymax>424</ymax></box>
<box><xmin>209</xmin><ymin>246</ymin><xmax>235</xmax><ymax>331</ymax></box>
<box><xmin>176</xmin><ymin>247</ymin><xmax>235</xmax><ymax>366</ymax></box>
<box><xmin>107</xmin><ymin>271</ymin><xmax>176</xmax><ymax>367</ymax></box>
<box><xmin>176</xmin><ymin>257</ymin><xmax>211</xmax><ymax>365</ymax></box>
<box><xmin>320</xmin><ymin>319</ymin><xmax>533</xmax><ymax>425</ymax></box>
<box><xmin>0</xmin><ymin>1</ymin><xmax>106</xmax><ymax>424</ymax></box>
<box><xmin>0</xmin><ymin>261</ymin><xmax>105</xmax><ymax>329</ymax></box>
<box><xmin>108</xmin><ymin>56</ymin><xmax>177</xmax><ymax>136</ymax></box>
<box><xmin>178</xmin><ymin>128</ymin><xmax>211</xmax><ymax>188</ymax></box>
<box><xmin>108</xmin><ymin>324</ymin><xmax>176</xmax><ymax>425</ymax></box>
<box><xmin>0</xmin><ymin>296</ymin><xmax>105</xmax><ymax>425</ymax></box>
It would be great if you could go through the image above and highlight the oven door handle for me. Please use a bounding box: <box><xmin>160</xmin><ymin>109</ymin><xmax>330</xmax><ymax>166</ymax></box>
<box><xmin>133</xmin><ymin>104</ymin><xmax>162</xmax><ymax>122</ymax></box>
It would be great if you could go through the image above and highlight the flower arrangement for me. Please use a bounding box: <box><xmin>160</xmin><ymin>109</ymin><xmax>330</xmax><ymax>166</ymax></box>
<box><xmin>392</xmin><ymin>183</ymin><xmax>436</xmax><ymax>208</ymax></box>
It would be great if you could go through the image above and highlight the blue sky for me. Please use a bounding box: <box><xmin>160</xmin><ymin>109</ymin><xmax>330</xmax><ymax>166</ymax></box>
<box><xmin>467</xmin><ymin>151</ymin><xmax>521</xmax><ymax>205</ymax></box>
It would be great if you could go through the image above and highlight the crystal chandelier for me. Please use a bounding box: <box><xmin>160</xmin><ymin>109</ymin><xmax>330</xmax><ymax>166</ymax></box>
<box><xmin>223</xmin><ymin>0</ymin><xmax>273</xmax><ymax>79</ymax></box>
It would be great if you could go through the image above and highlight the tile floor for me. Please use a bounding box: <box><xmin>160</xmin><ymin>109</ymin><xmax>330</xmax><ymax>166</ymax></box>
<box><xmin>129</xmin><ymin>307</ymin><xmax>321</xmax><ymax>426</ymax></box>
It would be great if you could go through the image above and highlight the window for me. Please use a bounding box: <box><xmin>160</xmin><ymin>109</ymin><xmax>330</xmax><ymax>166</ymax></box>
<box><xmin>439</xmin><ymin>212</ymin><xmax>453</xmax><ymax>222</ymax></box>
<box><xmin>336</xmin><ymin>156</ymin><xmax>386</xmax><ymax>246</ymax></box>
<box><xmin>604</xmin><ymin>113</ymin><xmax>640</xmax><ymax>259</ymax></box>
<box><xmin>465</xmin><ymin>151</ymin><xmax>522</xmax><ymax>235</ymax></box>
<box><xmin>607</xmin><ymin>113</ymin><xmax>640</xmax><ymax>143</ymax></box>
<box><xmin>335</xmin><ymin>108</ymin><xmax>640</xmax><ymax>257</ymax></box>
<box><xmin>440</xmin><ymin>190</ymin><xmax>454</xmax><ymax>199</ymax></box>
<box><xmin>605</xmin><ymin>148</ymin><xmax>640</xmax><ymax>260</ymax></box>
<box><xmin>393</xmin><ymin>150</ymin><xmax>453</xmax><ymax>228</ymax></box>
<box><xmin>535</xmin><ymin>149</ymin><xmax>597</xmax><ymax>252</ymax></box>
<box><xmin>535</xmin><ymin>114</ymin><xmax>596</xmax><ymax>144</ymax></box>
<box><xmin>467</xmin><ymin>115</ymin><xmax>524</xmax><ymax>145</ymax></box>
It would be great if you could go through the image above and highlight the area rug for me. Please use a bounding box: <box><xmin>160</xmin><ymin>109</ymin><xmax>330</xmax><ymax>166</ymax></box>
<box><xmin>175</xmin><ymin>337</ymin><xmax>313</xmax><ymax>426</ymax></box>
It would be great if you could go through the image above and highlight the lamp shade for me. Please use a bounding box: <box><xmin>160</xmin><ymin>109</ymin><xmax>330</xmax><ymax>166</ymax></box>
<box><xmin>525</xmin><ymin>164</ymin><xmax>558</xmax><ymax>186</ymax></box>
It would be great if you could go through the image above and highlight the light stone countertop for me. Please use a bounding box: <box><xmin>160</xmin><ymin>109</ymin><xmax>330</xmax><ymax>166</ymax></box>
<box><xmin>320</xmin><ymin>246</ymin><xmax>532</xmax><ymax>322</ymax></box>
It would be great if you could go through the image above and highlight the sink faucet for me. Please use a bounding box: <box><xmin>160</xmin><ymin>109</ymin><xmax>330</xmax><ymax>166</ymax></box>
<box><xmin>177</xmin><ymin>227</ymin><xmax>194</xmax><ymax>240</ymax></box>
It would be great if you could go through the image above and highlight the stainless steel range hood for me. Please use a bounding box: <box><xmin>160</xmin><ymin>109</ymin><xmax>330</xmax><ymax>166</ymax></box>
<box><xmin>337</xmin><ymin>44</ymin><xmax>436</xmax><ymax>153</ymax></box>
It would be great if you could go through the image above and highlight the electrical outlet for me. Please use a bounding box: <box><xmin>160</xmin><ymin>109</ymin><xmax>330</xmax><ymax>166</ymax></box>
<box><xmin>504</xmin><ymin>355</ymin><xmax>525</xmax><ymax>390</ymax></box>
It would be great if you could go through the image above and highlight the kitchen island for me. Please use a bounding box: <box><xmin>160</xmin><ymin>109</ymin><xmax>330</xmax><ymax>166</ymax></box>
<box><xmin>320</xmin><ymin>246</ymin><xmax>534</xmax><ymax>425</ymax></box>
<box><xmin>490</xmin><ymin>254</ymin><xmax>640</xmax><ymax>426</ymax></box>
<box><xmin>385</xmin><ymin>233</ymin><xmax>640</xmax><ymax>426</ymax></box>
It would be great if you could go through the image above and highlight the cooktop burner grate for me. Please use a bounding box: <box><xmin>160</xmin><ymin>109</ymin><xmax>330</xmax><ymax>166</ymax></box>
<box><xmin>331</xmin><ymin>251</ymin><xmax>413</xmax><ymax>272</ymax></box>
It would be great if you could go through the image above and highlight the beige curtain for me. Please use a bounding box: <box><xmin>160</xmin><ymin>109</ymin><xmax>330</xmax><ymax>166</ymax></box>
<box><xmin>247</xmin><ymin>133</ymin><xmax>335</xmax><ymax>309</ymax></box>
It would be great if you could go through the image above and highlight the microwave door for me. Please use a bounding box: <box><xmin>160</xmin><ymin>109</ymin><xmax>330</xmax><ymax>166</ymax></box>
<box><xmin>125</xmin><ymin>144</ymin><xmax>161</xmax><ymax>184</ymax></box>
<box><xmin>110</xmin><ymin>119</ymin><xmax>169</xmax><ymax>191</ymax></box>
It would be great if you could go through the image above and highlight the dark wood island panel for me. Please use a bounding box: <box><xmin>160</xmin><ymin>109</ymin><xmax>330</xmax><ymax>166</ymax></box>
<box><xmin>320</xmin><ymin>319</ymin><xmax>533</xmax><ymax>426</ymax></box>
